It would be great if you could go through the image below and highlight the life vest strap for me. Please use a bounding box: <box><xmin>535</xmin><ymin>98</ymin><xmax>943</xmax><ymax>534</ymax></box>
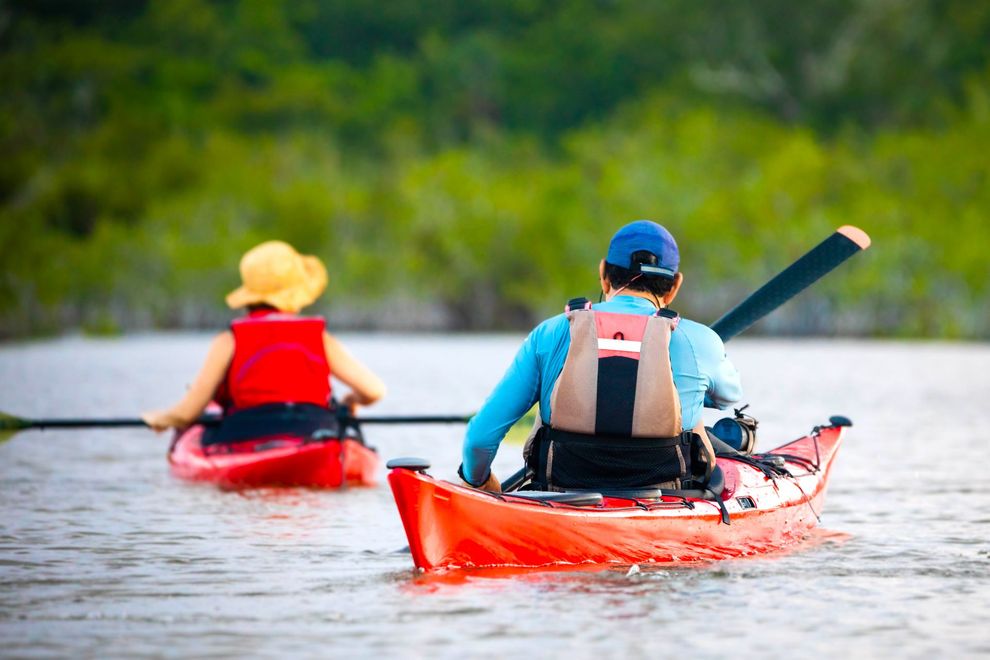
<box><xmin>565</xmin><ymin>297</ymin><xmax>593</xmax><ymax>312</ymax></box>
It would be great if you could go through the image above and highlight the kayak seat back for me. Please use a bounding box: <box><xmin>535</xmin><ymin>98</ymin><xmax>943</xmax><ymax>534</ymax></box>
<box><xmin>666</xmin><ymin>464</ymin><xmax>726</xmax><ymax>500</ymax></box>
<box><xmin>563</xmin><ymin>467</ymin><xmax>725</xmax><ymax>501</ymax></box>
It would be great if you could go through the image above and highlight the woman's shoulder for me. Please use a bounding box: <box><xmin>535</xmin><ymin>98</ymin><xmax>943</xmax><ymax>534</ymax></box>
<box><xmin>209</xmin><ymin>330</ymin><xmax>235</xmax><ymax>352</ymax></box>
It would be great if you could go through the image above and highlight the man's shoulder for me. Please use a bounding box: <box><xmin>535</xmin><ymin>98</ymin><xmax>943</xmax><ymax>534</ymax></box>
<box><xmin>674</xmin><ymin>317</ymin><xmax>724</xmax><ymax>346</ymax></box>
<box><xmin>531</xmin><ymin>311</ymin><xmax>569</xmax><ymax>339</ymax></box>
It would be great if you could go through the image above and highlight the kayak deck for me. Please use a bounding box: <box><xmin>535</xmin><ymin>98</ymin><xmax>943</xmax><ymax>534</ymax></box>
<box><xmin>389</xmin><ymin>423</ymin><xmax>845</xmax><ymax>571</ymax></box>
<box><xmin>169</xmin><ymin>424</ymin><xmax>378</xmax><ymax>489</ymax></box>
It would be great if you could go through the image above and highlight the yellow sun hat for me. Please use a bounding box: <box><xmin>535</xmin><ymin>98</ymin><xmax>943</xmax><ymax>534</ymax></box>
<box><xmin>225</xmin><ymin>241</ymin><xmax>328</xmax><ymax>313</ymax></box>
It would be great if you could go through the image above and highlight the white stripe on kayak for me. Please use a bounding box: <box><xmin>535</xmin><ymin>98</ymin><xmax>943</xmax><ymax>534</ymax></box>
<box><xmin>597</xmin><ymin>338</ymin><xmax>642</xmax><ymax>353</ymax></box>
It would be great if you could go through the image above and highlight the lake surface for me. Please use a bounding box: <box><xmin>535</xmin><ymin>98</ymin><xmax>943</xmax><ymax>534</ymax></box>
<box><xmin>1</xmin><ymin>334</ymin><xmax>988</xmax><ymax>658</ymax></box>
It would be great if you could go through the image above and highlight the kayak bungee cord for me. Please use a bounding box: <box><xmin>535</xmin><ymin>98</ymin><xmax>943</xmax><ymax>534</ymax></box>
<box><xmin>791</xmin><ymin>479</ymin><xmax>822</xmax><ymax>523</ymax></box>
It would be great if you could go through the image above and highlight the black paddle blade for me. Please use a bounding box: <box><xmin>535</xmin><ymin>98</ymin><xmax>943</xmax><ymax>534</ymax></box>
<box><xmin>710</xmin><ymin>226</ymin><xmax>871</xmax><ymax>341</ymax></box>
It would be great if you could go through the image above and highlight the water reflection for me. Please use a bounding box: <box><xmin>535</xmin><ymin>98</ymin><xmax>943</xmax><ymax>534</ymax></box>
<box><xmin>398</xmin><ymin>527</ymin><xmax>853</xmax><ymax>596</ymax></box>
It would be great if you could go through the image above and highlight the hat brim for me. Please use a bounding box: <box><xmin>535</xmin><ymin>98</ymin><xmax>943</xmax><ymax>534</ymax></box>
<box><xmin>225</xmin><ymin>254</ymin><xmax>328</xmax><ymax>313</ymax></box>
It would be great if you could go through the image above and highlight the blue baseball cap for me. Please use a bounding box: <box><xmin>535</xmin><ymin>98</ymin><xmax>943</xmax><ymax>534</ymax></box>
<box><xmin>606</xmin><ymin>220</ymin><xmax>679</xmax><ymax>278</ymax></box>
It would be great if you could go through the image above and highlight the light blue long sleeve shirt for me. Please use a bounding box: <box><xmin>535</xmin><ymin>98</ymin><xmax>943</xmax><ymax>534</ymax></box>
<box><xmin>462</xmin><ymin>295</ymin><xmax>743</xmax><ymax>485</ymax></box>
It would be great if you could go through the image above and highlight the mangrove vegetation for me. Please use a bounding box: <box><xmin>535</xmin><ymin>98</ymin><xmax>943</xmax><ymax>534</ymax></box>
<box><xmin>1</xmin><ymin>1</ymin><xmax>988</xmax><ymax>338</ymax></box>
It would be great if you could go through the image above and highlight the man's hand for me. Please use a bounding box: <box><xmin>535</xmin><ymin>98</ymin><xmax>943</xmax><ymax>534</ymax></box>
<box><xmin>462</xmin><ymin>471</ymin><xmax>501</xmax><ymax>493</ymax></box>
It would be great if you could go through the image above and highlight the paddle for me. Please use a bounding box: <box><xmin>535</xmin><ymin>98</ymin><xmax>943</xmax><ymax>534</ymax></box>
<box><xmin>710</xmin><ymin>225</ymin><xmax>871</xmax><ymax>341</ymax></box>
<box><xmin>499</xmin><ymin>224</ymin><xmax>872</xmax><ymax>493</ymax></box>
<box><xmin>346</xmin><ymin>414</ymin><xmax>472</xmax><ymax>425</ymax></box>
<box><xmin>0</xmin><ymin>410</ymin><xmax>472</xmax><ymax>434</ymax></box>
<box><xmin>0</xmin><ymin>413</ymin><xmax>220</xmax><ymax>431</ymax></box>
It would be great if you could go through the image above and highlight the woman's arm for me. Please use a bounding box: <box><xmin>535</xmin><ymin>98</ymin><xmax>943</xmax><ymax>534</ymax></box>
<box><xmin>142</xmin><ymin>332</ymin><xmax>235</xmax><ymax>432</ymax></box>
<box><xmin>323</xmin><ymin>332</ymin><xmax>386</xmax><ymax>408</ymax></box>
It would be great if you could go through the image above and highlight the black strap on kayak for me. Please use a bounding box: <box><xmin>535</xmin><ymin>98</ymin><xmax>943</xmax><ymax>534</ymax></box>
<box><xmin>713</xmin><ymin>427</ymin><xmax>826</xmax><ymax>523</ymax></box>
<box><xmin>666</xmin><ymin>465</ymin><xmax>731</xmax><ymax>524</ymax></box>
<box><xmin>712</xmin><ymin>493</ymin><xmax>730</xmax><ymax>525</ymax></box>
<box><xmin>709</xmin><ymin>432</ymin><xmax>788</xmax><ymax>481</ymax></box>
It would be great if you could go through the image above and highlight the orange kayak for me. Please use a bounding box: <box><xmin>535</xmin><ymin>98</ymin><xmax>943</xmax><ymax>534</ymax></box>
<box><xmin>389</xmin><ymin>421</ymin><xmax>847</xmax><ymax>571</ymax></box>
<box><xmin>169</xmin><ymin>424</ymin><xmax>378</xmax><ymax>489</ymax></box>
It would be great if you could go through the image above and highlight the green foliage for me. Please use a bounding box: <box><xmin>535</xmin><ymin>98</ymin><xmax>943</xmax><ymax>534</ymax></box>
<box><xmin>1</xmin><ymin>1</ymin><xmax>988</xmax><ymax>338</ymax></box>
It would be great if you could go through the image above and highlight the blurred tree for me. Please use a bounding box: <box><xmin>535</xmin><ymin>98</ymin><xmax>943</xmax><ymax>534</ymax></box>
<box><xmin>0</xmin><ymin>0</ymin><xmax>987</xmax><ymax>337</ymax></box>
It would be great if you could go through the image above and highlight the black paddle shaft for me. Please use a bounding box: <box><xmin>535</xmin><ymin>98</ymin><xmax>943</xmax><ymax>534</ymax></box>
<box><xmin>345</xmin><ymin>415</ymin><xmax>472</xmax><ymax>425</ymax></box>
<box><xmin>0</xmin><ymin>412</ymin><xmax>473</xmax><ymax>432</ymax></box>
<box><xmin>710</xmin><ymin>227</ymin><xmax>870</xmax><ymax>341</ymax></box>
<box><xmin>5</xmin><ymin>415</ymin><xmax>222</xmax><ymax>430</ymax></box>
<box><xmin>500</xmin><ymin>466</ymin><xmax>532</xmax><ymax>492</ymax></box>
<box><xmin>27</xmin><ymin>419</ymin><xmax>151</xmax><ymax>429</ymax></box>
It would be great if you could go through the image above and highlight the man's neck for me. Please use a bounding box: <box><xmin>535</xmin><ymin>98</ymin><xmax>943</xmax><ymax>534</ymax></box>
<box><xmin>607</xmin><ymin>289</ymin><xmax>664</xmax><ymax>308</ymax></box>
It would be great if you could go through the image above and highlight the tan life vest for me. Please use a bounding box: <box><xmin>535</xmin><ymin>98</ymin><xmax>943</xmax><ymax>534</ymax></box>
<box><xmin>550</xmin><ymin>301</ymin><xmax>682</xmax><ymax>437</ymax></box>
<box><xmin>528</xmin><ymin>298</ymin><xmax>700</xmax><ymax>490</ymax></box>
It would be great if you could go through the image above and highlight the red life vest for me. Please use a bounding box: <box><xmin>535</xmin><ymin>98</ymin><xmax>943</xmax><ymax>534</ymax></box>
<box><xmin>216</xmin><ymin>310</ymin><xmax>331</xmax><ymax>412</ymax></box>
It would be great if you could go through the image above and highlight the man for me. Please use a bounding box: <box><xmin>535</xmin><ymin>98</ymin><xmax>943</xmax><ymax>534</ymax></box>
<box><xmin>459</xmin><ymin>220</ymin><xmax>742</xmax><ymax>492</ymax></box>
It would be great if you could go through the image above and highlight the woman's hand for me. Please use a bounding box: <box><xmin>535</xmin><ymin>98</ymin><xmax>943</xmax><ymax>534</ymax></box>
<box><xmin>142</xmin><ymin>410</ymin><xmax>185</xmax><ymax>433</ymax></box>
<box><xmin>324</xmin><ymin>333</ymin><xmax>386</xmax><ymax>407</ymax></box>
<box><xmin>143</xmin><ymin>332</ymin><xmax>234</xmax><ymax>434</ymax></box>
<box><xmin>339</xmin><ymin>391</ymin><xmax>363</xmax><ymax>415</ymax></box>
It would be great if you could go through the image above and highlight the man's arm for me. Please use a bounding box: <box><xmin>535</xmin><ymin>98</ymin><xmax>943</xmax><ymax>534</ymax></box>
<box><xmin>461</xmin><ymin>331</ymin><xmax>542</xmax><ymax>486</ymax></box>
<box><xmin>701</xmin><ymin>331</ymin><xmax>743</xmax><ymax>410</ymax></box>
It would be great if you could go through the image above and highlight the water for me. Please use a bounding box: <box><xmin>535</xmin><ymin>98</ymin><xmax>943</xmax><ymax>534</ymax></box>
<box><xmin>1</xmin><ymin>335</ymin><xmax>988</xmax><ymax>658</ymax></box>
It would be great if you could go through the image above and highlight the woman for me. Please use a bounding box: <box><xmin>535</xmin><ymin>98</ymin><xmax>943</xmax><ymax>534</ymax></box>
<box><xmin>143</xmin><ymin>240</ymin><xmax>385</xmax><ymax>437</ymax></box>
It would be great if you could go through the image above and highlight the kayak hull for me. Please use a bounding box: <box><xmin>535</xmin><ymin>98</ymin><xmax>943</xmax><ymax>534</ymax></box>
<box><xmin>169</xmin><ymin>424</ymin><xmax>378</xmax><ymax>489</ymax></box>
<box><xmin>389</xmin><ymin>425</ymin><xmax>844</xmax><ymax>571</ymax></box>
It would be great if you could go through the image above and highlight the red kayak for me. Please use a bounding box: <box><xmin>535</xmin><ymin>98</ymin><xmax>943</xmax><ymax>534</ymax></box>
<box><xmin>169</xmin><ymin>424</ymin><xmax>378</xmax><ymax>489</ymax></box>
<box><xmin>388</xmin><ymin>420</ymin><xmax>847</xmax><ymax>571</ymax></box>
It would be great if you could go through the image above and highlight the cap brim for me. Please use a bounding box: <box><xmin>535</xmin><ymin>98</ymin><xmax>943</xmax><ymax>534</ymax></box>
<box><xmin>225</xmin><ymin>286</ymin><xmax>263</xmax><ymax>309</ymax></box>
